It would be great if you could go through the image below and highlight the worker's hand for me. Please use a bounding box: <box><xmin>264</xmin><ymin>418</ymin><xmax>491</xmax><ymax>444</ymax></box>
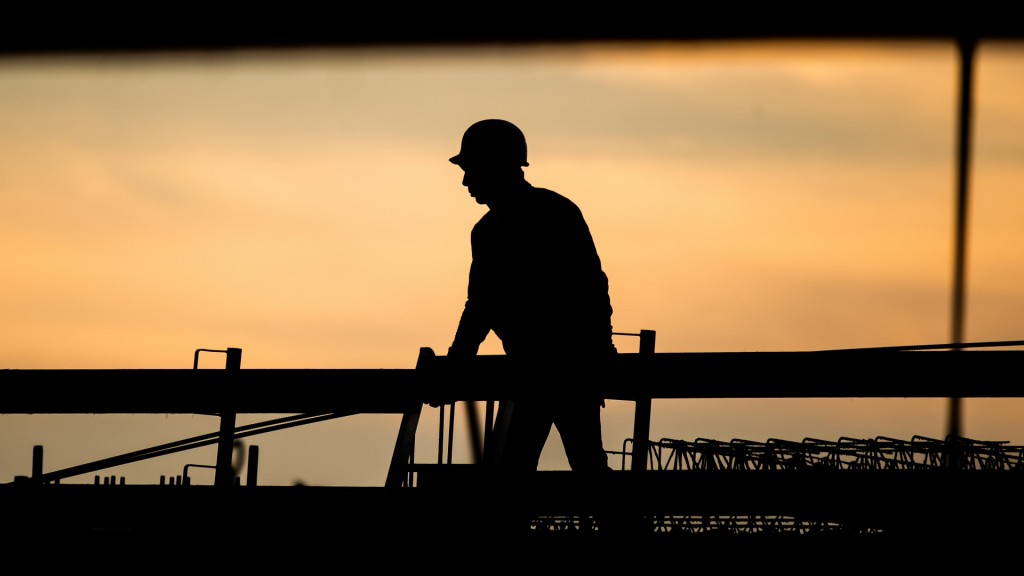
<box><xmin>424</xmin><ymin>347</ymin><xmax>471</xmax><ymax>407</ymax></box>
<box><xmin>445</xmin><ymin>346</ymin><xmax>476</xmax><ymax>371</ymax></box>
<box><xmin>446</xmin><ymin>345</ymin><xmax>473</xmax><ymax>359</ymax></box>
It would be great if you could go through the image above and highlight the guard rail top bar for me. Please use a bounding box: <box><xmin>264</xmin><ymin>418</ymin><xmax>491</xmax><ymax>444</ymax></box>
<box><xmin>2</xmin><ymin>348</ymin><xmax>1023</xmax><ymax>414</ymax></box>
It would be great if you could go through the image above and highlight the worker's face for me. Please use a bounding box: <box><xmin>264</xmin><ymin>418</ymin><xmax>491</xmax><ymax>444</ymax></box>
<box><xmin>458</xmin><ymin>162</ymin><xmax>514</xmax><ymax>206</ymax></box>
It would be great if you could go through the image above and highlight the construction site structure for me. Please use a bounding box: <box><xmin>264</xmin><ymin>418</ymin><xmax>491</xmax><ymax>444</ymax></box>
<box><xmin>3</xmin><ymin>337</ymin><xmax>1024</xmax><ymax>570</ymax></box>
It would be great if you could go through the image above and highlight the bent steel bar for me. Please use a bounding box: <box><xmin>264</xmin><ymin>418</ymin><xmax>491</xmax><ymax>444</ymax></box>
<box><xmin>2</xmin><ymin>349</ymin><xmax>1024</xmax><ymax>414</ymax></box>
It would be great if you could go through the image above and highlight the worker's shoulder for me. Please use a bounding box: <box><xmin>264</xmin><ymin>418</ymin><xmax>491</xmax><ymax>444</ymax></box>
<box><xmin>527</xmin><ymin>185</ymin><xmax>581</xmax><ymax>211</ymax></box>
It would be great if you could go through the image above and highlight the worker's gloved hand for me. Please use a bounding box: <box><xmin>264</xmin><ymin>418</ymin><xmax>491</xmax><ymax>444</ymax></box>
<box><xmin>426</xmin><ymin>346</ymin><xmax>471</xmax><ymax>408</ymax></box>
<box><xmin>446</xmin><ymin>343</ymin><xmax>477</xmax><ymax>359</ymax></box>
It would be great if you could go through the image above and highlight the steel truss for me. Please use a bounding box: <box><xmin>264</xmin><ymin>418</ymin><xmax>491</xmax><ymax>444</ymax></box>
<box><xmin>528</xmin><ymin>435</ymin><xmax>1024</xmax><ymax>534</ymax></box>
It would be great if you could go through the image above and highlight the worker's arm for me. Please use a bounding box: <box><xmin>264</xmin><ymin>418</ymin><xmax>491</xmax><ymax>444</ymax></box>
<box><xmin>449</xmin><ymin>299</ymin><xmax>489</xmax><ymax>357</ymax></box>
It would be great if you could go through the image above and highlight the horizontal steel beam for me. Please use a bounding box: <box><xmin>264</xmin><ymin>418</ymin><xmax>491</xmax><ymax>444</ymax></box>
<box><xmin>2</xmin><ymin>350</ymin><xmax>1022</xmax><ymax>414</ymax></box>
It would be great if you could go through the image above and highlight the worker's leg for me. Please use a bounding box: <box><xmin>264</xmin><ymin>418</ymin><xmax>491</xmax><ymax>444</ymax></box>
<box><xmin>489</xmin><ymin>400</ymin><xmax>552</xmax><ymax>538</ymax></box>
<box><xmin>555</xmin><ymin>397</ymin><xmax>611</xmax><ymax>473</ymax></box>
<box><xmin>498</xmin><ymin>399</ymin><xmax>553</xmax><ymax>474</ymax></box>
<box><xmin>555</xmin><ymin>397</ymin><xmax>649</xmax><ymax>536</ymax></box>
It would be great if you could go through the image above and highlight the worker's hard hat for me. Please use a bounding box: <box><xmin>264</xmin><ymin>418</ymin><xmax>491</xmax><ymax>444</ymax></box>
<box><xmin>449</xmin><ymin>119</ymin><xmax>529</xmax><ymax>168</ymax></box>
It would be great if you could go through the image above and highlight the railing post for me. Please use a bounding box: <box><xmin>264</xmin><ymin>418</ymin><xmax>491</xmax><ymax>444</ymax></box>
<box><xmin>246</xmin><ymin>445</ymin><xmax>259</xmax><ymax>487</ymax></box>
<box><xmin>32</xmin><ymin>445</ymin><xmax>43</xmax><ymax>482</ymax></box>
<box><xmin>215</xmin><ymin>347</ymin><xmax>242</xmax><ymax>488</ymax></box>
<box><xmin>631</xmin><ymin>330</ymin><xmax>656</xmax><ymax>472</ymax></box>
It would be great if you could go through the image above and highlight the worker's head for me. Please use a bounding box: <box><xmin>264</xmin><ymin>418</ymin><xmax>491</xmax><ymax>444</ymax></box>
<box><xmin>450</xmin><ymin>119</ymin><xmax>529</xmax><ymax>205</ymax></box>
<box><xmin>450</xmin><ymin>119</ymin><xmax>529</xmax><ymax>170</ymax></box>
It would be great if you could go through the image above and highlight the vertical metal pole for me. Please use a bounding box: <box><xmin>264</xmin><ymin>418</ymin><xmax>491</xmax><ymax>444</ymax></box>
<box><xmin>631</xmin><ymin>330</ymin><xmax>656</xmax><ymax>472</ymax></box>
<box><xmin>246</xmin><ymin>445</ymin><xmax>259</xmax><ymax>487</ymax></box>
<box><xmin>485</xmin><ymin>401</ymin><xmax>514</xmax><ymax>469</ymax></box>
<box><xmin>638</xmin><ymin>330</ymin><xmax>656</xmax><ymax>355</ymax></box>
<box><xmin>463</xmin><ymin>400</ymin><xmax>485</xmax><ymax>465</ymax></box>
<box><xmin>949</xmin><ymin>36</ymin><xmax>975</xmax><ymax>440</ymax></box>
<box><xmin>447</xmin><ymin>402</ymin><xmax>456</xmax><ymax>465</ymax></box>
<box><xmin>223</xmin><ymin>347</ymin><xmax>242</xmax><ymax>370</ymax></box>
<box><xmin>215</xmin><ymin>348</ymin><xmax>242</xmax><ymax>488</ymax></box>
<box><xmin>484</xmin><ymin>401</ymin><xmax>494</xmax><ymax>456</ymax></box>
<box><xmin>438</xmin><ymin>404</ymin><xmax>446</xmax><ymax>465</ymax></box>
<box><xmin>32</xmin><ymin>445</ymin><xmax>43</xmax><ymax>481</ymax></box>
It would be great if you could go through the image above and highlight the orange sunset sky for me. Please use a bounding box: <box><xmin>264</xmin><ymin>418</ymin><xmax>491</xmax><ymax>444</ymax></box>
<box><xmin>2</xmin><ymin>40</ymin><xmax>1023</xmax><ymax>487</ymax></box>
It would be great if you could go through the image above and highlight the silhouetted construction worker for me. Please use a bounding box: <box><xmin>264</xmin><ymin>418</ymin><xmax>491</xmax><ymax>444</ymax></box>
<box><xmin>447</xmin><ymin>119</ymin><xmax>617</xmax><ymax>477</ymax></box>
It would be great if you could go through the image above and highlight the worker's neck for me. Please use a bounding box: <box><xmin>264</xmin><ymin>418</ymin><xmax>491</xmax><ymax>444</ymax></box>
<box><xmin>485</xmin><ymin>179</ymin><xmax>529</xmax><ymax>209</ymax></box>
